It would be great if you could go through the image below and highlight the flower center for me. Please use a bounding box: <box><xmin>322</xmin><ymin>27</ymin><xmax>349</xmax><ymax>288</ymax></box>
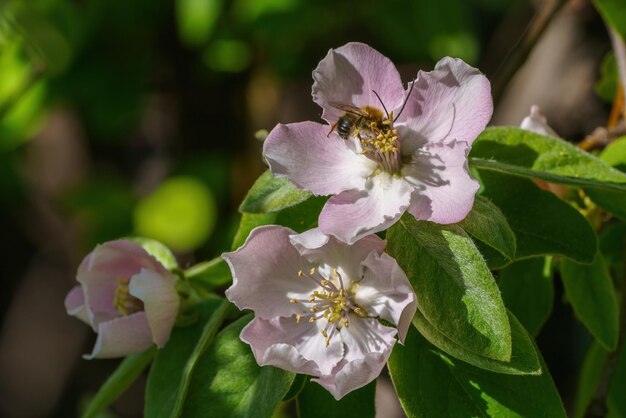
<box><xmin>113</xmin><ymin>277</ymin><xmax>144</xmax><ymax>316</ymax></box>
<box><xmin>356</xmin><ymin>111</ymin><xmax>402</xmax><ymax>175</ymax></box>
<box><xmin>290</xmin><ymin>267</ymin><xmax>367</xmax><ymax>347</ymax></box>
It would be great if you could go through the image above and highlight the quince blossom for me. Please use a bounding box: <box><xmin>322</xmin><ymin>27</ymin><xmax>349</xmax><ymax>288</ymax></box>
<box><xmin>223</xmin><ymin>226</ymin><xmax>417</xmax><ymax>400</ymax></box>
<box><xmin>263</xmin><ymin>42</ymin><xmax>493</xmax><ymax>244</ymax></box>
<box><xmin>65</xmin><ymin>239</ymin><xmax>179</xmax><ymax>359</ymax></box>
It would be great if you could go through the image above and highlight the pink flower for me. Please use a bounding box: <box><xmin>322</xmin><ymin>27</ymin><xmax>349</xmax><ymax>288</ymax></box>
<box><xmin>263</xmin><ymin>42</ymin><xmax>493</xmax><ymax>244</ymax></box>
<box><xmin>64</xmin><ymin>240</ymin><xmax>180</xmax><ymax>359</ymax></box>
<box><xmin>223</xmin><ymin>226</ymin><xmax>417</xmax><ymax>400</ymax></box>
<box><xmin>520</xmin><ymin>105</ymin><xmax>558</xmax><ymax>137</ymax></box>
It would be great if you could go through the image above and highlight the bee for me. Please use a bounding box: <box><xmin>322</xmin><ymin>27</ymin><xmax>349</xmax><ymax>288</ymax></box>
<box><xmin>328</xmin><ymin>104</ymin><xmax>385</xmax><ymax>140</ymax></box>
<box><xmin>327</xmin><ymin>84</ymin><xmax>415</xmax><ymax>141</ymax></box>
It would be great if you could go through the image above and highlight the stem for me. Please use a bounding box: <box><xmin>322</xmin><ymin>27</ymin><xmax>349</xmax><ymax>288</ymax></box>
<box><xmin>491</xmin><ymin>0</ymin><xmax>566</xmax><ymax>102</ymax></box>
<box><xmin>171</xmin><ymin>299</ymin><xmax>231</xmax><ymax>418</ymax></box>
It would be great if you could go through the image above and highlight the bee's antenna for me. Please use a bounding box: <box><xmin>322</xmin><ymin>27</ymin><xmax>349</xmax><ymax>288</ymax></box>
<box><xmin>393</xmin><ymin>78</ymin><xmax>415</xmax><ymax>122</ymax></box>
<box><xmin>372</xmin><ymin>90</ymin><xmax>390</xmax><ymax>119</ymax></box>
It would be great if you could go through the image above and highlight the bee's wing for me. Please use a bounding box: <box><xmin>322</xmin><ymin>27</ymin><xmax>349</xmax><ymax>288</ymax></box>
<box><xmin>327</xmin><ymin>102</ymin><xmax>368</xmax><ymax>117</ymax></box>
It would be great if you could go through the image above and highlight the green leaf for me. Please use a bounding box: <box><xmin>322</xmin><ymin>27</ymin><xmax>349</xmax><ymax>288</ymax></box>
<box><xmin>586</xmin><ymin>137</ymin><xmax>626</xmax><ymax>221</ymax></box>
<box><xmin>601</xmin><ymin>137</ymin><xmax>626</xmax><ymax>171</ymax></box>
<box><xmin>239</xmin><ymin>170</ymin><xmax>311</xmax><ymax>214</ymax></box>
<box><xmin>387</xmin><ymin>215</ymin><xmax>511</xmax><ymax>362</ymax></box>
<box><xmin>176</xmin><ymin>0</ymin><xmax>222</xmax><ymax>47</ymax></box>
<box><xmin>498</xmin><ymin>258</ymin><xmax>554</xmax><ymax>336</ymax></box>
<box><xmin>573</xmin><ymin>341</ymin><xmax>607</xmax><ymax>418</ymax></box>
<box><xmin>600</xmin><ymin>221</ymin><xmax>626</xmax><ymax>280</ymax></box>
<box><xmin>82</xmin><ymin>348</ymin><xmax>155</xmax><ymax>418</ymax></box>
<box><xmin>560</xmin><ymin>255</ymin><xmax>619</xmax><ymax>351</ymax></box>
<box><xmin>127</xmin><ymin>237</ymin><xmax>178</xmax><ymax>270</ymax></box>
<box><xmin>459</xmin><ymin>195</ymin><xmax>516</xmax><ymax>260</ymax></box>
<box><xmin>232</xmin><ymin>196</ymin><xmax>326</xmax><ymax>249</ymax></box>
<box><xmin>412</xmin><ymin>309</ymin><xmax>541</xmax><ymax>375</ymax></box>
<box><xmin>479</xmin><ymin>171</ymin><xmax>598</xmax><ymax>263</ymax></box>
<box><xmin>297</xmin><ymin>380</ymin><xmax>376</xmax><ymax>418</ymax></box>
<box><xmin>594</xmin><ymin>0</ymin><xmax>626</xmax><ymax>39</ymax></box>
<box><xmin>389</xmin><ymin>326</ymin><xmax>566</xmax><ymax>418</ymax></box>
<box><xmin>182</xmin><ymin>315</ymin><xmax>295</xmax><ymax>418</ymax></box>
<box><xmin>474</xmin><ymin>239</ymin><xmax>512</xmax><ymax>270</ymax></box>
<box><xmin>470</xmin><ymin>127</ymin><xmax>626</xmax><ymax>192</ymax></box>
<box><xmin>185</xmin><ymin>257</ymin><xmax>232</xmax><ymax>289</ymax></box>
<box><xmin>145</xmin><ymin>299</ymin><xmax>228</xmax><ymax>418</ymax></box>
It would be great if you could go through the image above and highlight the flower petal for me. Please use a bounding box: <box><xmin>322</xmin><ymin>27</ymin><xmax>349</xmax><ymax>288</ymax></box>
<box><xmin>224</xmin><ymin>226</ymin><xmax>320</xmax><ymax>319</ymax></box>
<box><xmin>356</xmin><ymin>252</ymin><xmax>417</xmax><ymax>342</ymax></box>
<box><xmin>84</xmin><ymin>312</ymin><xmax>153</xmax><ymax>359</ymax></box>
<box><xmin>312</xmin><ymin>42</ymin><xmax>405</xmax><ymax>125</ymax></box>
<box><xmin>129</xmin><ymin>268</ymin><xmax>179</xmax><ymax>347</ymax></box>
<box><xmin>241</xmin><ymin>317</ymin><xmax>344</xmax><ymax>376</ymax></box>
<box><xmin>318</xmin><ymin>173</ymin><xmax>411</xmax><ymax>244</ymax></box>
<box><xmin>263</xmin><ymin>121</ymin><xmax>375</xmax><ymax>196</ymax></box>
<box><xmin>399</xmin><ymin>57</ymin><xmax>492</xmax><ymax>154</ymax></box>
<box><xmin>64</xmin><ymin>286</ymin><xmax>90</xmax><ymax>325</ymax></box>
<box><xmin>290</xmin><ymin>230</ymin><xmax>386</xmax><ymax>287</ymax></box>
<box><xmin>405</xmin><ymin>140</ymin><xmax>479</xmax><ymax>224</ymax></box>
<box><xmin>313</xmin><ymin>317</ymin><xmax>396</xmax><ymax>400</ymax></box>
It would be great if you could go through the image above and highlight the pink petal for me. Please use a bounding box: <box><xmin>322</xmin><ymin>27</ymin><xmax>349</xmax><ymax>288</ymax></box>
<box><xmin>84</xmin><ymin>312</ymin><xmax>153</xmax><ymax>359</ymax></box>
<box><xmin>356</xmin><ymin>252</ymin><xmax>417</xmax><ymax>343</ymax></box>
<box><xmin>263</xmin><ymin>122</ymin><xmax>375</xmax><ymax>196</ymax></box>
<box><xmin>290</xmin><ymin>230</ymin><xmax>386</xmax><ymax>288</ymax></box>
<box><xmin>241</xmin><ymin>317</ymin><xmax>344</xmax><ymax>376</ymax></box>
<box><xmin>224</xmin><ymin>226</ymin><xmax>320</xmax><ymax>319</ymax></box>
<box><xmin>64</xmin><ymin>286</ymin><xmax>90</xmax><ymax>325</ymax></box>
<box><xmin>318</xmin><ymin>173</ymin><xmax>412</xmax><ymax>244</ymax></box>
<box><xmin>405</xmin><ymin>140</ymin><xmax>479</xmax><ymax>224</ymax></box>
<box><xmin>313</xmin><ymin>317</ymin><xmax>396</xmax><ymax>400</ymax></box>
<box><xmin>312</xmin><ymin>42</ymin><xmax>405</xmax><ymax>125</ymax></box>
<box><xmin>129</xmin><ymin>268</ymin><xmax>179</xmax><ymax>347</ymax></box>
<box><xmin>399</xmin><ymin>57</ymin><xmax>492</xmax><ymax>154</ymax></box>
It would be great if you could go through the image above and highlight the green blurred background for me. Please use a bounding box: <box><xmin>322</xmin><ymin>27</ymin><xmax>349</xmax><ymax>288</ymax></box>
<box><xmin>0</xmin><ymin>0</ymin><xmax>616</xmax><ymax>417</ymax></box>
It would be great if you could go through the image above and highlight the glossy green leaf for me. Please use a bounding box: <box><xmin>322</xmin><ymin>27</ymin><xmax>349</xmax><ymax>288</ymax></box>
<box><xmin>412</xmin><ymin>309</ymin><xmax>541</xmax><ymax>375</ymax></box>
<box><xmin>232</xmin><ymin>196</ymin><xmax>326</xmax><ymax>249</ymax></box>
<box><xmin>600</xmin><ymin>221</ymin><xmax>626</xmax><ymax>281</ymax></box>
<box><xmin>387</xmin><ymin>215</ymin><xmax>511</xmax><ymax>362</ymax></box>
<box><xmin>145</xmin><ymin>299</ymin><xmax>228</xmax><ymax>418</ymax></box>
<box><xmin>499</xmin><ymin>258</ymin><xmax>554</xmax><ymax>336</ymax></box>
<box><xmin>479</xmin><ymin>171</ymin><xmax>598</xmax><ymax>263</ymax></box>
<box><xmin>239</xmin><ymin>170</ymin><xmax>311</xmax><ymax>214</ymax></box>
<box><xmin>83</xmin><ymin>348</ymin><xmax>155</xmax><ymax>418</ymax></box>
<box><xmin>470</xmin><ymin>127</ymin><xmax>626</xmax><ymax>192</ymax></box>
<box><xmin>474</xmin><ymin>239</ymin><xmax>512</xmax><ymax>270</ymax></box>
<box><xmin>594</xmin><ymin>0</ymin><xmax>626</xmax><ymax>39</ymax></box>
<box><xmin>297</xmin><ymin>380</ymin><xmax>375</xmax><ymax>418</ymax></box>
<box><xmin>181</xmin><ymin>314</ymin><xmax>294</xmax><ymax>417</ymax></box>
<box><xmin>282</xmin><ymin>374</ymin><xmax>308</xmax><ymax>401</ymax></box>
<box><xmin>560</xmin><ymin>255</ymin><xmax>619</xmax><ymax>351</ymax></box>
<box><xmin>389</xmin><ymin>326</ymin><xmax>566</xmax><ymax>418</ymax></box>
<box><xmin>600</xmin><ymin>136</ymin><xmax>626</xmax><ymax>172</ymax></box>
<box><xmin>573</xmin><ymin>341</ymin><xmax>607</xmax><ymax>418</ymax></box>
<box><xmin>459</xmin><ymin>195</ymin><xmax>516</xmax><ymax>260</ymax></box>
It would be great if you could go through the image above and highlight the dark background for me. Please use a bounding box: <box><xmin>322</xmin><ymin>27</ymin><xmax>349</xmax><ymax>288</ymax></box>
<box><xmin>0</xmin><ymin>0</ymin><xmax>614</xmax><ymax>416</ymax></box>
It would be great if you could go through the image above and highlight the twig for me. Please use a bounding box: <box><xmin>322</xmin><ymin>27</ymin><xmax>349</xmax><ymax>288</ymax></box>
<box><xmin>491</xmin><ymin>0</ymin><xmax>567</xmax><ymax>102</ymax></box>
<box><xmin>609</xmin><ymin>28</ymin><xmax>626</xmax><ymax>119</ymax></box>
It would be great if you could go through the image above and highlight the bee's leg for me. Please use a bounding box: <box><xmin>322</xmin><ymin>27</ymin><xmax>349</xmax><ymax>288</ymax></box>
<box><xmin>327</xmin><ymin>122</ymin><xmax>338</xmax><ymax>138</ymax></box>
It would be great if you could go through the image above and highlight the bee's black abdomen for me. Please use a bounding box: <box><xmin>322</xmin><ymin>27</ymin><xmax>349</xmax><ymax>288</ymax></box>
<box><xmin>337</xmin><ymin>117</ymin><xmax>354</xmax><ymax>139</ymax></box>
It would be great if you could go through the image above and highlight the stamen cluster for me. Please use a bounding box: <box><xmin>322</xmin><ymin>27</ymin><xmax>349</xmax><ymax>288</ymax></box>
<box><xmin>113</xmin><ymin>277</ymin><xmax>144</xmax><ymax>316</ymax></box>
<box><xmin>359</xmin><ymin>114</ymin><xmax>401</xmax><ymax>175</ymax></box>
<box><xmin>290</xmin><ymin>267</ymin><xmax>366</xmax><ymax>347</ymax></box>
